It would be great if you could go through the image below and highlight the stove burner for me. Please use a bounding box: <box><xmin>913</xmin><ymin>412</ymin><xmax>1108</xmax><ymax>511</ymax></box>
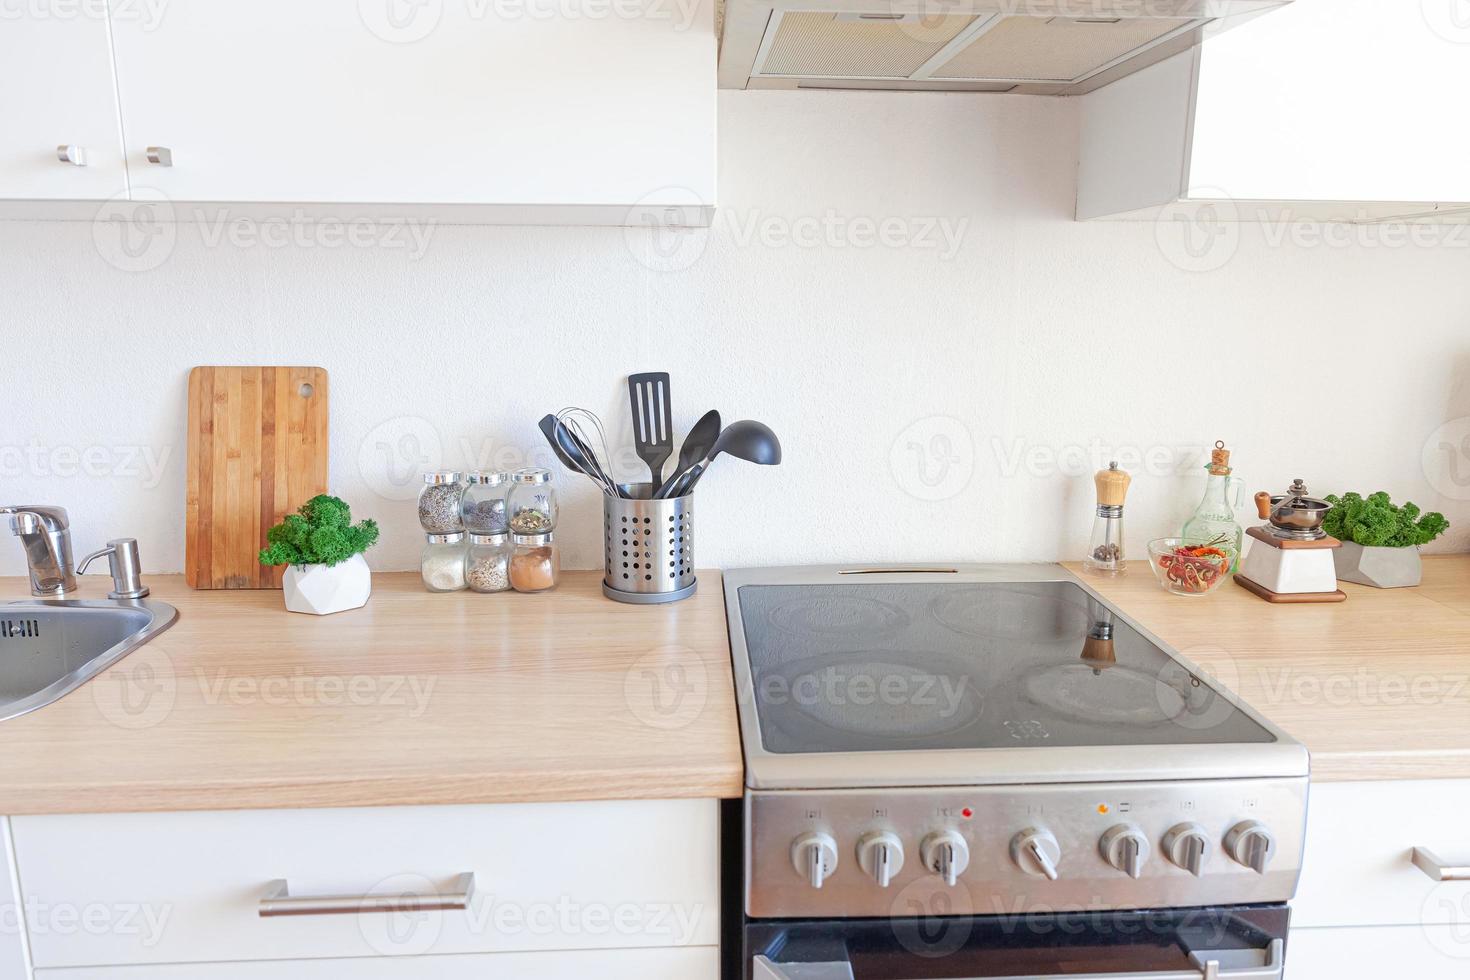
<box><xmin>1021</xmin><ymin>663</ymin><xmax>1186</xmax><ymax>727</ymax></box>
<box><xmin>929</xmin><ymin>586</ymin><xmax>1090</xmax><ymax>641</ymax></box>
<box><xmin>759</xmin><ymin>651</ymin><xmax>984</xmax><ymax>748</ymax></box>
<box><xmin>766</xmin><ymin>595</ymin><xmax>910</xmax><ymax>638</ymax></box>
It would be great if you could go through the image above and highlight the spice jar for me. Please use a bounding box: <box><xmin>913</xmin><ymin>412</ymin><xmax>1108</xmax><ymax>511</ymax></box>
<box><xmin>462</xmin><ymin>470</ymin><xmax>510</xmax><ymax>534</ymax></box>
<box><xmin>507</xmin><ymin>468</ymin><xmax>557</xmax><ymax>535</ymax></box>
<box><xmin>466</xmin><ymin>532</ymin><xmax>513</xmax><ymax>593</ymax></box>
<box><xmin>421</xmin><ymin>532</ymin><xmax>467</xmax><ymax>592</ymax></box>
<box><xmin>509</xmin><ymin>532</ymin><xmax>559</xmax><ymax>593</ymax></box>
<box><xmin>418</xmin><ymin>471</ymin><xmax>464</xmax><ymax>533</ymax></box>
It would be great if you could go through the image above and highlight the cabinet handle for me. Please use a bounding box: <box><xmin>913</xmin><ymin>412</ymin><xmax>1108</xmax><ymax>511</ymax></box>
<box><xmin>56</xmin><ymin>145</ymin><xmax>87</xmax><ymax>166</ymax></box>
<box><xmin>145</xmin><ymin>146</ymin><xmax>173</xmax><ymax>166</ymax></box>
<box><xmin>1412</xmin><ymin>848</ymin><xmax>1470</xmax><ymax>882</ymax></box>
<box><xmin>258</xmin><ymin>872</ymin><xmax>475</xmax><ymax>918</ymax></box>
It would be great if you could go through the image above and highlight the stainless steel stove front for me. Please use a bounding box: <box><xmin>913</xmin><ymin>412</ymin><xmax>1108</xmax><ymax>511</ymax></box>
<box><xmin>745</xmin><ymin>777</ymin><xmax>1307</xmax><ymax>920</ymax></box>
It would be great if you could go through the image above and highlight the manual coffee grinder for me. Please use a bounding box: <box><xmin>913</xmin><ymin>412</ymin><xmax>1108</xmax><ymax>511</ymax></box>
<box><xmin>1235</xmin><ymin>479</ymin><xmax>1347</xmax><ymax>603</ymax></box>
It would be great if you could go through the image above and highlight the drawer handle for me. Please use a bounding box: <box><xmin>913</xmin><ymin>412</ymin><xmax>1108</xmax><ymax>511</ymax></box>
<box><xmin>1412</xmin><ymin>848</ymin><xmax>1470</xmax><ymax>882</ymax></box>
<box><xmin>258</xmin><ymin>872</ymin><xmax>475</xmax><ymax>918</ymax></box>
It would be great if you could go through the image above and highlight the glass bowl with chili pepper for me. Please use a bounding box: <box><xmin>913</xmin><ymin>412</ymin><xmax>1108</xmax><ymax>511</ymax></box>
<box><xmin>1147</xmin><ymin>538</ymin><xmax>1233</xmax><ymax>597</ymax></box>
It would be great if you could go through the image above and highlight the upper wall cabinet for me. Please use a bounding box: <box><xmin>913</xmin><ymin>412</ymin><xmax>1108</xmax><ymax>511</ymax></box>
<box><xmin>3</xmin><ymin>0</ymin><xmax>715</xmax><ymax>224</ymax></box>
<box><xmin>0</xmin><ymin>16</ymin><xmax>127</xmax><ymax>201</ymax></box>
<box><xmin>1078</xmin><ymin>0</ymin><xmax>1470</xmax><ymax>221</ymax></box>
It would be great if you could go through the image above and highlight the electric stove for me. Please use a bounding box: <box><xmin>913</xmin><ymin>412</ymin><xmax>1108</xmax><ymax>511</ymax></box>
<box><xmin>724</xmin><ymin>564</ymin><xmax>1308</xmax><ymax>980</ymax></box>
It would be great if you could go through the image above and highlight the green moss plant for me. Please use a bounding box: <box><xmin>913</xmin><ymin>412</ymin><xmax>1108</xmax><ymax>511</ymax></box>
<box><xmin>258</xmin><ymin>495</ymin><xmax>380</xmax><ymax>567</ymax></box>
<box><xmin>1322</xmin><ymin>491</ymin><xmax>1449</xmax><ymax>548</ymax></box>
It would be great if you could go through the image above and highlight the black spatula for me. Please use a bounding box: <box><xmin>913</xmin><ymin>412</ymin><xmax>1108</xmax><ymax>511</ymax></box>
<box><xmin>628</xmin><ymin>372</ymin><xmax>673</xmax><ymax>488</ymax></box>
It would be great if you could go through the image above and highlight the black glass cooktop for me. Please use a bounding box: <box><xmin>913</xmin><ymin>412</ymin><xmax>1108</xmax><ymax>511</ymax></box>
<box><xmin>736</xmin><ymin>581</ymin><xmax>1274</xmax><ymax>754</ymax></box>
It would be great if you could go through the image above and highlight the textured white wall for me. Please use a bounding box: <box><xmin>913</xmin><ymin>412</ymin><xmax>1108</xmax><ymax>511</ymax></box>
<box><xmin>1</xmin><ymin>90</ymin><xmax>1467</xmax><ymax>578</ymax></box>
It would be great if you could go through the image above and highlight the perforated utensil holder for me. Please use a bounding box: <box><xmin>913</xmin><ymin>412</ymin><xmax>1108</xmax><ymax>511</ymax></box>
<box><xmin>603</xmin><ymin>484</ymin><xmax>696</xmax><ymax>604</ymax></box>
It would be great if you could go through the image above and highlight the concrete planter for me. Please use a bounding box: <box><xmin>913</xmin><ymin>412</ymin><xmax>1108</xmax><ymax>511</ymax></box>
<box><xmin>1333</xmin><ymin>541</ymin><xmax>1422</xmax><ymax>589</ymax></box>
<box><xmin>281</xmin><ymin>554</ymin><xmax>372</xmax><ymax>614</ymax></box>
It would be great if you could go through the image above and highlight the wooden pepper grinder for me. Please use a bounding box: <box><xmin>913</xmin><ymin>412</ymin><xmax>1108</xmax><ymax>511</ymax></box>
<box><xmin>1084</xmin><ymin>461</ymin><xmax>1132</xmax><ymax>576</ymax></box>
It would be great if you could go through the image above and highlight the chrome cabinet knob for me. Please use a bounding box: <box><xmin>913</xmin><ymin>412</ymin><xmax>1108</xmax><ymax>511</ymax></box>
<box><xmin>1011</xmin><ymin>827</ymin><xmax>1061</xmax><ymax>881</ymax></box>
<box><xmin>1100</xmin><ymin>824</ymin><xmax>1150</xmax><ymax>879</ymax></box>
<box><xmin>1225</xmin><ymin>820</ymin><xmax>1276</xmax><ymax>875</ymax></box>
<box><xmin>146</xmin><ymin>146</ymin><xmax>173</xmax><ymax>166</ymax></box>
<box><xmin>920</xmin><ymin>830</ymin><xmax>969</xmax><ymax>887</ymax></box>
<box><xmin>57</xmin><ymin>144</ymin><xmax>87</xmax><ymax>166</ymax></box>
<box><xmin>1163</xmin><ymin>823</ymin><xmax>1211</xmax><ymax>877</ymax></box>
<box><xmin>791</xmin><ymin>832</ymin><xmax>838</xmax><ymax>890</ymax></box>
<box><xmin>856</xmin><ymin>831</ymin><xmax>904</xmax><ymax>889</ymax></box>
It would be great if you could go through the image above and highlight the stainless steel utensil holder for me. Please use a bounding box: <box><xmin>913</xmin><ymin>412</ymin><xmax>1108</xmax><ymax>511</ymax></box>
<box><xmin>603</xmin><ymin>484</ymin><xmax>696</xmax><ymax>604</ymax></box>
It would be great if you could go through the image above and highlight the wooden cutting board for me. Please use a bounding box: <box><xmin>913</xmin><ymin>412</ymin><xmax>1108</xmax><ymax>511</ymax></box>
<box><xmin>186</xmin><ymin>366</ymin><xmax>329</xmax><ymax>589</ymax></box>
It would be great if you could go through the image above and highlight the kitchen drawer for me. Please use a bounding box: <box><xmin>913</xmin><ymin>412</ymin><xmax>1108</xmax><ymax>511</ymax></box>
<box><xmin>35</xmin><ymin>945</ymin><xmax>719</xmax><ymax>979</ymax></box>
<box><xmin>12</xmin><ymin>799</ymin><xmax>718</xmax><ymax>968</ymax></box>
<box><xmin>1293</xmin><ymin>780</ymin><xmax>1470</xmax><ymax>928</ymax></box>
<box><xmin>1287</xmin><ymin>925</ymin><xmax>1470</xmax><ymax>979</ymax></box>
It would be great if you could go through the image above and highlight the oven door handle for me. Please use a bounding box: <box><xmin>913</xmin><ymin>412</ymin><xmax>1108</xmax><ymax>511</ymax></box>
<box><xmin>752</xmin><ymin>938</ymin><xmax>1284</xmax><ymax>980</ymax></box>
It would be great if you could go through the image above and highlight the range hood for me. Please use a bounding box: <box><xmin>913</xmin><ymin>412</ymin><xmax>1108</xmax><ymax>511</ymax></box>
<box><xmin>719</xmin><ymin>0</ymin><xmax>1291</xmax><ymax>94</ymax></box>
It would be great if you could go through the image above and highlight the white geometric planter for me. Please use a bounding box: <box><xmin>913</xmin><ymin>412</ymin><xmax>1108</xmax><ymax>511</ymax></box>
<box><xmin>1333</xmin><ymin>542</ymin><xmax>1423</xmax><ymax>589</ymax></box>
<box><xmin>281</xmin><ymin>554</ymin><xmax>372</xmax><ymax>615</ymax></box>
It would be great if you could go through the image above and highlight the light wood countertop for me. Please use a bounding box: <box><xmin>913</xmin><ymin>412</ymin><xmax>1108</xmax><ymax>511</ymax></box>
<box><xmin>0</xmin><ymin>572</ymin><xmax>743</xmax><ymax>815</ymax></box>
<box><xmin>1065</xmin><ymin>555</ymin><xmax>1470</xmax><ymax>783</ymax></box>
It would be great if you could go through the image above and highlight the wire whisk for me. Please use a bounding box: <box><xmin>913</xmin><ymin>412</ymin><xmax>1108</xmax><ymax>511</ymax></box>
<box><xmin>555</xmin><ymin>406</ymin><xmax>620</xmax><ymax>497</ymax></box>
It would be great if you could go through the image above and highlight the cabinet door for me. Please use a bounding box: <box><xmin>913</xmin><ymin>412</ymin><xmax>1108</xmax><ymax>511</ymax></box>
<box><xmin>1293</xmin><ymin>780</ymin><xmax>1470</xmax><ymax>929</ymax></box>
<box><xmin>1188</xmin><ymin>0</ymin><xmax>1470</xmax><ymax>204</ymax></box>
<box><xmin>107</xmin><ymin>0</ymin><xmax>715</xmax><ymax>210</ymax></box>
<box><xmin>12</xmin><ymin>798</ymin><xmax>719</xmax><ymax>967</ymax></box>
<box><xmin>35</xmin><ymin>946</ymin><xmax>719</xmax><ymax>980</ymax></box>
<box><xmin>0</xmin><ymin>13</ymin><xmax>127</xmax><ymax>200</ymax></box>
<box><xmin>1288</xmin><ymin>926</ymin><xmax>1470</xmax><ymax>980</ymax></box>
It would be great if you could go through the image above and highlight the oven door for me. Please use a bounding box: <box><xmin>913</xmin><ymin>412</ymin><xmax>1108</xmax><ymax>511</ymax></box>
<box><xmin>746</xmin><ymin>906</ymin><xmax>1287</xmax><ymax>980</ymax></box>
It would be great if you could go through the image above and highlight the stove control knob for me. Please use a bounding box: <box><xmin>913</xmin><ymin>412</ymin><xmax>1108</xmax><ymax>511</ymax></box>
<box><xmin>1163</xmin><ymin>823</ymin><xmax>1211</xmax><ymax>877</ymax></box>
<box><xmin>1225</xmin><ymin>821</ymin><xmax>1276</xmax><ymax>875</ymax></box>
<box><xmin>856</xmin><ymin>832</ymin><xmax>905</xmax><ymax>888</ymax></box>
<box><xmin>791</xmin><ymin>832</ymin><xmax>839</xmax><ymax>889</ymax></box>
<box><xmin>1010</xmin><ymin>827</ymin><xmax>1062</xmax><ymax>881</ymax></box>
<box><xmin>1099</xmin><ymin>824</ymin><xmax>1150</xmax><ymax>879</ymax></box>
<box><xmin>920</xmin><ymin>831</ymin><xmax>970</xmax><ymax>887</ymax></box>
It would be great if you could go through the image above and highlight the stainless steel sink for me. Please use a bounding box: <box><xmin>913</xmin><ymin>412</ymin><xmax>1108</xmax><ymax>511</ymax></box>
<box><xmin>0</xmin><ymin>599</ymin><xmax>179</xmax><ymax>722</ymax></box>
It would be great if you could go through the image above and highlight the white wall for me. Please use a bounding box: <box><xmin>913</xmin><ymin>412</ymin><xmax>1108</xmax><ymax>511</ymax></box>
<box><xmin>2</xmin><ymin>91</ymin><xmax>1467</xmax><ymax>577</ymax></box>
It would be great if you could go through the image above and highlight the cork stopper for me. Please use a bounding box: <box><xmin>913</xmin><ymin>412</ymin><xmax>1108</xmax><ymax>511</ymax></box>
<box><xmin>1094</xmin><ymin>461</ymin><xmax>1131</xmax><ymax>507</ymax></box>
<box><xmin>1207</xmin><ymin>440</ymin><xmax>1232</xmax><ymax>476</ymax></box>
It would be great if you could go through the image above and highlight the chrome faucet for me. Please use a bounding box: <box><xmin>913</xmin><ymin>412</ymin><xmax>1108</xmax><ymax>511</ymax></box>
<box><xmin>1</xmin><ymin>505</ymin><xmax>77</xmax><ymax>597</ymax></box>
<box><xmin>2</xmin><ymin>506</ymin><xmax>150</xmax><ymax>599</ymax></box>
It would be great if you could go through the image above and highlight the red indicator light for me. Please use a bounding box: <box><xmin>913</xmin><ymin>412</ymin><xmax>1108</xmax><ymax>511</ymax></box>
<box><xmin>961</xmin><ymin>808</ymin><xmax>973</xmax><ymax>819</ymax></box>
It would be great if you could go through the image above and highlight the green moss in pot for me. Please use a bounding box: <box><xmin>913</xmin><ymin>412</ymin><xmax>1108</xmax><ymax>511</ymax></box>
<box><xmin>1323</xmin><ymin>491</ymin><xmax>1449</xmax><ymax>589</ymax></box>
<box><xmin>259</xmin><ymin>495</ymin><xmax>380</xmax><ymax>614</ymax></box>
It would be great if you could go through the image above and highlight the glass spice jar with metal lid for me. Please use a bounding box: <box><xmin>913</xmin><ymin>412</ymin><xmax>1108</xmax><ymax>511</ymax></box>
<box><xmin>462</xmin><ymin>470</ymin><xmax>510</xmax><ymax>534</ymax></box>
<box><xmin>421</xmin><ymin>532</ymin><xmax>467</xmax><ymax>592</ymax></box>
<box><xmin>507</xmin><ymin>468</ymin><xmax>557</xmax><ymax>535</ymax></box>
<box><xmin>418</xmin><ymin>471</ymin><xmax>464</xmax><ymax>534</ymax></box>
<box><xmin>509</xmin><ymin>532</ymin><xmax>559</xmax><ymax>593</ymax></box>
<box><xmin>466</xmin><ymin>532</ymin><xmax>513</xmax><ymax>593</ymax></box>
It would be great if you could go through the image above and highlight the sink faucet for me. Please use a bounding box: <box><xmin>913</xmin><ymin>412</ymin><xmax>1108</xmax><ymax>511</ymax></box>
<box><xmin>1</xmin><ymin>506</ymin><xmax>151</xmax><ymax>599</ymax></box>
<box><xmin>1</xmin><ymin>505</ymin><xmax>77</xmax><ymax>597</ymax></box>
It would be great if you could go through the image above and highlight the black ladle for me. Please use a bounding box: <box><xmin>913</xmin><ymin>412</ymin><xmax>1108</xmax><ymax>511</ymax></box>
<box><xmin>653</xmin><ymin>409</ymin><xmax>721</xmax><ymax>499</ymax></box>
<box><xmin>660</xmin><ymin>419</ymin><xmax>781</xmax><ymax>499</ymax></box>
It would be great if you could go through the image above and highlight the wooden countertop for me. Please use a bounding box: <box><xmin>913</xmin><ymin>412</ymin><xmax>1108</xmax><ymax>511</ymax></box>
<box><xmin>1066</xmin><ymin>556</ymin><xmax>1470</xmax><ymax>783</ymax></box>
<box><xmin>0</xmin><ymin>572</ymin><xmax>743</xmax><ymax>815</ymax></box>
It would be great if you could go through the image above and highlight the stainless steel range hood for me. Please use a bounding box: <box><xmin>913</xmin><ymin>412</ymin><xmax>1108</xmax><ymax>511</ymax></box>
<box><xmin>719</xmin><ymin>0</ymin><xmax>1292</xmax><ymax>94</ymax></box>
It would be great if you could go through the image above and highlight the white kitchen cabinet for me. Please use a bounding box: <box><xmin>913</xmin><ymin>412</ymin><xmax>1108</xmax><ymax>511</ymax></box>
<box><xmin>1287</xmin><ymin>925</ymin><xmax>1470</xmax><ymax>979</ymax></box>
<box><xmin>106</xmin><ymin>0</ymin><xmax>715</xmax><ymax>223</ymax></box>
<box><xmin>1292</xmin><ymin>779</ymin><xmax>1470</xmax><ymax>929</ymax></box>
<box><xmin>0</xmin><ymin>821</ymin><xmax>30</xmax><ymax>980</ymax></box>
<box><xmin>1078</xmin><ymin>0</ymin><xmax>1470</xmax><ymax>221</ymax></box>
<box><xmin>11</xmin><ymin>798</ymin><xmax>719</xmax><ymax>968</ymax></box>
<box><xmin>0</xmin><ymin>14</ymin><xmax>127</xmax><ymax>201</ymax></box>
<box><xmin>36</xmin><ymin>946</ymin><xmax>719</xmax><ymax>979</ymax></box>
